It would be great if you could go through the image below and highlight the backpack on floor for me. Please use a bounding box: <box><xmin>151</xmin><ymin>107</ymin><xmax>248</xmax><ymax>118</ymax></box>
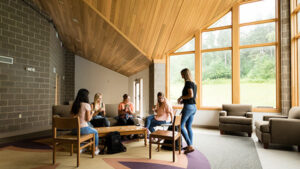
<box><xmin>161</xmin><ymin>126</ymin><xmax>182</xmax><ymax>151</ymax></box>
<box><xmin>105</xmin><ymin>131</ymin><xmax>127</xmax><ymax>154</ymax></box>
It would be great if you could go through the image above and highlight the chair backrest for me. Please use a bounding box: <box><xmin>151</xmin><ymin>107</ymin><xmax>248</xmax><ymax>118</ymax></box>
<box><xmin>53</xmin><ymin>116</ymin><xmax>79</xmax><ymax>129</ymax></box>
<box><xmin>173</xmin><ymin>115</ymin><xmax>181</xmax><ymax>127</ymax></box>
<box><xmin>171</xmin><ymin>115</ymin><xmax>181</xmax><ymax>138</ymax></box>
<box><xmin>288</xmin><ymin>107</ymin><xmax>300</xmax><ymax>119</ymax></box>
<box><xmin>222</xmin><ymin>104</ymin><xmax>252</xmax><ymax>116</ymax></box>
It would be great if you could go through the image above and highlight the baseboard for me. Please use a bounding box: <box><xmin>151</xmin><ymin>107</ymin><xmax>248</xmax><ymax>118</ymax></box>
<box><xmin>192</xmin><ymin>125</ymin><xmax>219</xmax><ymax>129</ymax></box>
<box><xmin>0</xmin><ymin>126</ymin><xmax>51</xmax><ymax>139</ymax></box>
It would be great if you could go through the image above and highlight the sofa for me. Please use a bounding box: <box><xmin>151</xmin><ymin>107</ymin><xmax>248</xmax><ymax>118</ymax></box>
<box><xmin>52</xmin><ymin>104</ymin><xmax>144</xmax><ymax>126</ymax></box>
<box><xmin>219</xmin><ymin>104</ymin><xmax>253</xmax><ymax>137</ymax></box>
<box><xmin>255</xmin><ymin>107</ymin><xmax>300</xmax><ymax>150</ymax></box>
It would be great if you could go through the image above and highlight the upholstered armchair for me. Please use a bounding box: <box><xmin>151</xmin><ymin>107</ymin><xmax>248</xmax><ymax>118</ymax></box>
<box><xmin>255</xmin><ymin>107</ymin><xmax>300</xmax><ymax>150</ymax></box>
<box><xmin>219</xmin><ymin>104</ymin><xmax>253</xmax><ymax>137</ymax></box>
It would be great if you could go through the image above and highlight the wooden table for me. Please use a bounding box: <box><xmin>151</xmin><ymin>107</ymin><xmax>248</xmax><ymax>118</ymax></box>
<box><xmin>95</xmin><ymin>126</ymin><xmax>147</xmax><ymax>146</ymax></box>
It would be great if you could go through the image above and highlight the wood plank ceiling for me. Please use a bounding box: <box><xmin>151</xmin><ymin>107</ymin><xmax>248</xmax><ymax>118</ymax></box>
<box><xmin>34</xmin><ymin>0</ymin><xmax>240</xmax><ymax>76</ymax></box>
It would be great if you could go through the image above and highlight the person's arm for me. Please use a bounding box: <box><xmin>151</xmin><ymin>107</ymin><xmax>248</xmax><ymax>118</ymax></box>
<box><xmin>181</xmin><ymin>88</ymin><xmax>193</xmax><ymax>99</ymax></box>
<box><xmin>85</xmin><ymin>104</ymin><xmax>93</xmax><ymax>121</ymax></box>
<box><xmin>127</xmin><ymin>103</ymin><xmax>134</xmax><ymax>115</ymax></box>
<box><xmin>102</xmin><ymin>103</ymin><xmax>106</xmax><ymax>116</ymax></box>
<box><xmin>118</xmin><ymin>104</ymin><xmax>126</xmax><ymax>116</ymax></box>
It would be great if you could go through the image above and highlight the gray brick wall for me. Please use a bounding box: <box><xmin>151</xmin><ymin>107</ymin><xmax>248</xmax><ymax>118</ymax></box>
<box><xmin>0</xmin><ymin>0</ymin><xmax>74</xmax><ymax>134</ymax></box>
<box><xmin>64</xmin><ymin>51</ymin><xmax>75</xmax><ymax>102</ymax></box>
<box><xmin>280</xmin><ymin>0</ymin><xmax>291</xmax><ymax>115</ymax></box>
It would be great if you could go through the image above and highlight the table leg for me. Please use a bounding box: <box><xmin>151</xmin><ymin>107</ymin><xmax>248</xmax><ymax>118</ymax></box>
<box><xmin>144</xmin><ymin>130</ymin><xmax>147</xmax><ymax>146</ymax></box>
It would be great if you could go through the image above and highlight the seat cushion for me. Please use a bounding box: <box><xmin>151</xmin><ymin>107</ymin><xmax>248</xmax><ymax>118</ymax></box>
<box><xmin>150</xmin><ymin>130</ymin><xmax>180</xmax><ymax>140</ymax></box>
<box><xmin>219</xmin><ymin>116</ymin><xmax>252</xmax><ymax>125</ymax></box>
<box><xmin>255</xmin><ymin>121</ymin><xmax>270</xmax><ymax>133</ymax></box>
<box><xmin>56</xmin><ymin>133</ymin><xmax>94</xmax><ymax>141</ymax></box>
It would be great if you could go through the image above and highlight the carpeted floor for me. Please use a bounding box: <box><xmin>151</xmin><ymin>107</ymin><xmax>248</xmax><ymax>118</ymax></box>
<box><xmin>194</xmin><ymin>133</ymin><xmax>262</xmax><ymax>169</ymax></box>
<box><xmin>0</xmin><ymin>133</ymin><xmax>262</xmax><ymax>169</ymax></box>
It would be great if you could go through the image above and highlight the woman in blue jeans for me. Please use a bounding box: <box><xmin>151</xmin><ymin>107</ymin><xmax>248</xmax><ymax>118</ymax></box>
<box><xmin>177</xmin><ymin>68</ymin><xmax>197</xmax><ymax>154</ymax></box>
<box><xmin>71</xmin><ymin>88</ymin><xmax>100</xmax><ymax>155</ymax></box>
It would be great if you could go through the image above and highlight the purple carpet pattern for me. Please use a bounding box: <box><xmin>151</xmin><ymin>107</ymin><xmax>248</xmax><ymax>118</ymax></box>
<box><xmin>118</xmin><ymin>149</ymin><xmax>211</xmax><ymax>169</ymax></box>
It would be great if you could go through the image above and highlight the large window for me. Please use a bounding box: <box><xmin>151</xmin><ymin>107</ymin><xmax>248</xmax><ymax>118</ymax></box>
<box><xmin>291</xmin><ymin>0</ymin><xmax>300</xmax><ymax>106</ymax></box>
<box><xmin>169</xmin><ymin>52</ymin><xmax>195</xmax><ymax>105</ymax></box>
<box><xmin>133</xmin><ymin>79</ymin><xmax>143</xmax><ymax>116</ymax></box>
<box><xmin>167</xmin><ymin>0</ymin><xmax>280</xmax><ymax>112</ymax></box>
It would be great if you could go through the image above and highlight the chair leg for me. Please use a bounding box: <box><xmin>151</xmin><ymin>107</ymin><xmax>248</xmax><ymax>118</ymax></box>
<box><xmin>53</xmin><ymin>142</ymin><xmax>56</xmax><ymax>165</ymax></box>
<box><xmin>149</xmin><ymin>136</ymin><xmax>152</xmax><ymax>159</ymax></box>
<box><xmin>263</xmin><ymin>143</ymin><xmax>269</xmax><ymax>149</ymax></box>
<box><xmin>248</xmin><ymin>132</ymin><xmax>252</xmax><ymax>137</ymax></box>
<box><xmin>157</xmin><ymin>138</ymin><xmax>161</xmax><ymax>152</ymax></box>
<box><xmin>70</xmin><ymin>144</ymin><xmax>73</xmax><ymax>156</ymax></box>
<box><xmin>92</xmin><ymin>135</ymin><xmax>95</xmax><ymax>158</ymax></box>
<box><xmin>179</xmin><ymin>137</ymin><xmax>181</xmax><ymax>154</ymax></box>
<box><xmin>77</xmin><ymin>142</ymin><xmax>80</xmax><ymax>167</ymax></box>
<box><xmin>172</xmin><ymin>139</ymin><xmax>175</xmax><ymax>162</ymax></box>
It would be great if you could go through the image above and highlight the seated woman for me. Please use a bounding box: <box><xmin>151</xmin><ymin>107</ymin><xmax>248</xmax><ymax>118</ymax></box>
<box><xmin>117</xmin><ymin>94</ymin><xmax>135</xmax><ymax>126</ymax></box>
<box><xmin>145</xmin><ymin>92</ymin><xmax>173</xmax><ymax>133</ymax></box>
<box><xmin>90</xmin><ymin>93</ymin><xmax>110</xmax><ymax>127</ymax></box>
<box><xmin>71</xmin><ymin>88</ymin><xmax>100</xmax><ymax>155</ymax></box>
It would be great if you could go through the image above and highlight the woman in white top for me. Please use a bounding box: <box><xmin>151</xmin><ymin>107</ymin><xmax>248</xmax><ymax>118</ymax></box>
<box><xmin>71</xmin><ymin>88</ymin><xmax>99</xmax><ymax>155</ymax></box>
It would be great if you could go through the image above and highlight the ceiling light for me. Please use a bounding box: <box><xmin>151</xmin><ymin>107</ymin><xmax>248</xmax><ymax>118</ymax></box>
<box><xmin>72</xmin><ymin>18</ymin><xmax>79</xmax><ymax>23</ymax></box>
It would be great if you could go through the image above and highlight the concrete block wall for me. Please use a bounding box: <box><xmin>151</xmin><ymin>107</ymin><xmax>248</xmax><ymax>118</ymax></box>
<box><xmin>0</xmin><ymin>0</ymin><xmax>74</xmax><ymax>136</ymax></box>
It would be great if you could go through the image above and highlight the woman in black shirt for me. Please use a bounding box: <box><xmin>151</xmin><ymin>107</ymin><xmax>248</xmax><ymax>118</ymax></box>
<box><xmin>177</xmin><ymin>68</ymin><xmax>197</xmax><ymax>154</ymax></box>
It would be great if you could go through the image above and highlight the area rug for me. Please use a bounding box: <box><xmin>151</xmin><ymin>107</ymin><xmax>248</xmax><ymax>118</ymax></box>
<box><xmin>0</xmin><ymin>133</ymin><xmax>261</xmax><ymax>169</ymax></box>
<box><xmin>194</xmin><ymin>133</ymin><xmax>263</xmax><ymax>169</ymax></box>
<box><xmin>0</xmin><ymin>137</ymin><xmax>209</xmax><ymax>169</ymax></box>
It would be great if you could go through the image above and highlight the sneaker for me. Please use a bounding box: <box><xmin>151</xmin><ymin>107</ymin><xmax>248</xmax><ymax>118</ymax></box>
<box><xmin>94</xmin><ymin>149</ymin><xmax>100</xmax><ymax>155</ymax></box>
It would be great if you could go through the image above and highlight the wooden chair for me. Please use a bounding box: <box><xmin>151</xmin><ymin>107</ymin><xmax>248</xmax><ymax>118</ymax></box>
<box><xmin>149</xmin><ymin>115</ymin><xmax>182</xmax><ymax>162</ymax></box>
<box><xmin>53</xmin><ymin>117</ymin><xmax>95</xmax><ymax>167</ymax></box>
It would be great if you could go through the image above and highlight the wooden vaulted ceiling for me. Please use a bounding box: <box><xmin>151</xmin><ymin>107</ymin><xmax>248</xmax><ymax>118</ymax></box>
<box><xmin>34</xmin><ymin>0</ymin><xmax>240</xmax><ymax>76</ymax></box>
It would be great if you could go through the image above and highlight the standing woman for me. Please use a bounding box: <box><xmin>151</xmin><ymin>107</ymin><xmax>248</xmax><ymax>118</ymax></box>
<box><xmin>71</xmin><ymin>88</ymin><xmax>100</xmax><ymax>155</ymax></box>
<box><xmin>177</xmin><ymin>68</ymin><xmax>197</xmax><ymax>154</ymax></box>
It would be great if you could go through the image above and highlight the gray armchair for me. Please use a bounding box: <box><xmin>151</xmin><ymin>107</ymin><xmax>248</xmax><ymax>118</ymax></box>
<box><xmin>255</xmin><ymin>107</ymin><xmax>300</xmax><ymax>150</ymax></box>
<box><xmin>219</xmin><ymin>104</ymin><xmax>253</xmax><ymax>137</ymax></box>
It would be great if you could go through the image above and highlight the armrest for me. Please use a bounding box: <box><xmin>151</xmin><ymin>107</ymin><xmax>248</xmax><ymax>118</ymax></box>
<box><xmin>246</xmin><ymin>112</ymin><xmax>253</xmax><ymax>118</ymax></box>
<box><xmin>219</xmin><ymin>111</ymin><xmax>227</xmax><ymax>117</ymax></box>
<box><xmin>270</xmin><ymin>119</ymin><xmax>300</xmax><ymax>143</ymax></box>
<box><xmin>263</xmin><ymin>115</ymin><xmax>288</xmax><ymax>121</ymax></box>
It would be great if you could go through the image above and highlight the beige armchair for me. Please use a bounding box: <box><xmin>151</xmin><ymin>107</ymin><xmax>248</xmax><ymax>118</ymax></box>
<box><xmin>255</xmin><ymin>107</ymin><xmax>300</xmax><ymax>150</ymax></box>
<box><xmin>219</xmin><ymin>104</ymin><xmax>253</xmax><ymax>137</ymax></box>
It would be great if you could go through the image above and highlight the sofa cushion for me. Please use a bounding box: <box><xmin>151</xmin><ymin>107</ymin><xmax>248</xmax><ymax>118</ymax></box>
<box><xmin>52</xmin><ymin>105</ymin><xmax>72</xmax><ymax>117</ymax></box>
<box><xmin>219</xmin><ymin>116</ymin><xmax>252</xmax><ymax>125</ymax></box>
<box><xmin>288</xmin><ymin>107</ymin><xmax>300</xmax><ymax>119</ymax></box>
<box><xmin>255</xmin><ymin>121</ymin><xmax>270</xmax><ymax>133</ymax></box>
<box><xmin>105</xmin><ymin>104</ymin><xmax>119</xmax><ymax>118</ymax></box>
<box><xmin>222</xmin><ymin>104</ymin><xmax>252</xmax><ymax>116</ymax></box>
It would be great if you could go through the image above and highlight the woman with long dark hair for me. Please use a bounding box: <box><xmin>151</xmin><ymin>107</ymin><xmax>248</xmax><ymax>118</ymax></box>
<box><xmin>71</xmin><ymin>88</ymin><xmax>99</xmax><ymax>155</ymax></box>
<box><xmin>177</xmin><ymin>68</ymin><xmax>197</xmax><ymax>154</ymax></box>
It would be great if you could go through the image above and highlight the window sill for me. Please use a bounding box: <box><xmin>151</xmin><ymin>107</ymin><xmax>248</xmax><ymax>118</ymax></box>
<box><xmin>172</xmin><ymin>106</ymin><xmax>280</xmax><ymax>113</ymax></box>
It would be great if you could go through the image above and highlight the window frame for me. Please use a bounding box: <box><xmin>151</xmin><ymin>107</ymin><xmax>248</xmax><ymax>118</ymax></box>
<box><xmin>291</xmin><ymin>0</ymin><xmax>300</xmax><ymax>106</ymax></box>
<box><xmin>166</xmin><ymin>0</ymin><xmax>280</xmax><ymax>112</ymax></box>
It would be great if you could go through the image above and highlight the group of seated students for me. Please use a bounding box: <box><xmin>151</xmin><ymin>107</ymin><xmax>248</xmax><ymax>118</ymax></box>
<box><xmin>71</xmin><ymin>68</ymin><xmax>196</xmax><ymax>155</ymax></box>
<box><xmin>70</xmin><ymin>88</ymin><xmax>173</xmax><ymax>155</ymax></box>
